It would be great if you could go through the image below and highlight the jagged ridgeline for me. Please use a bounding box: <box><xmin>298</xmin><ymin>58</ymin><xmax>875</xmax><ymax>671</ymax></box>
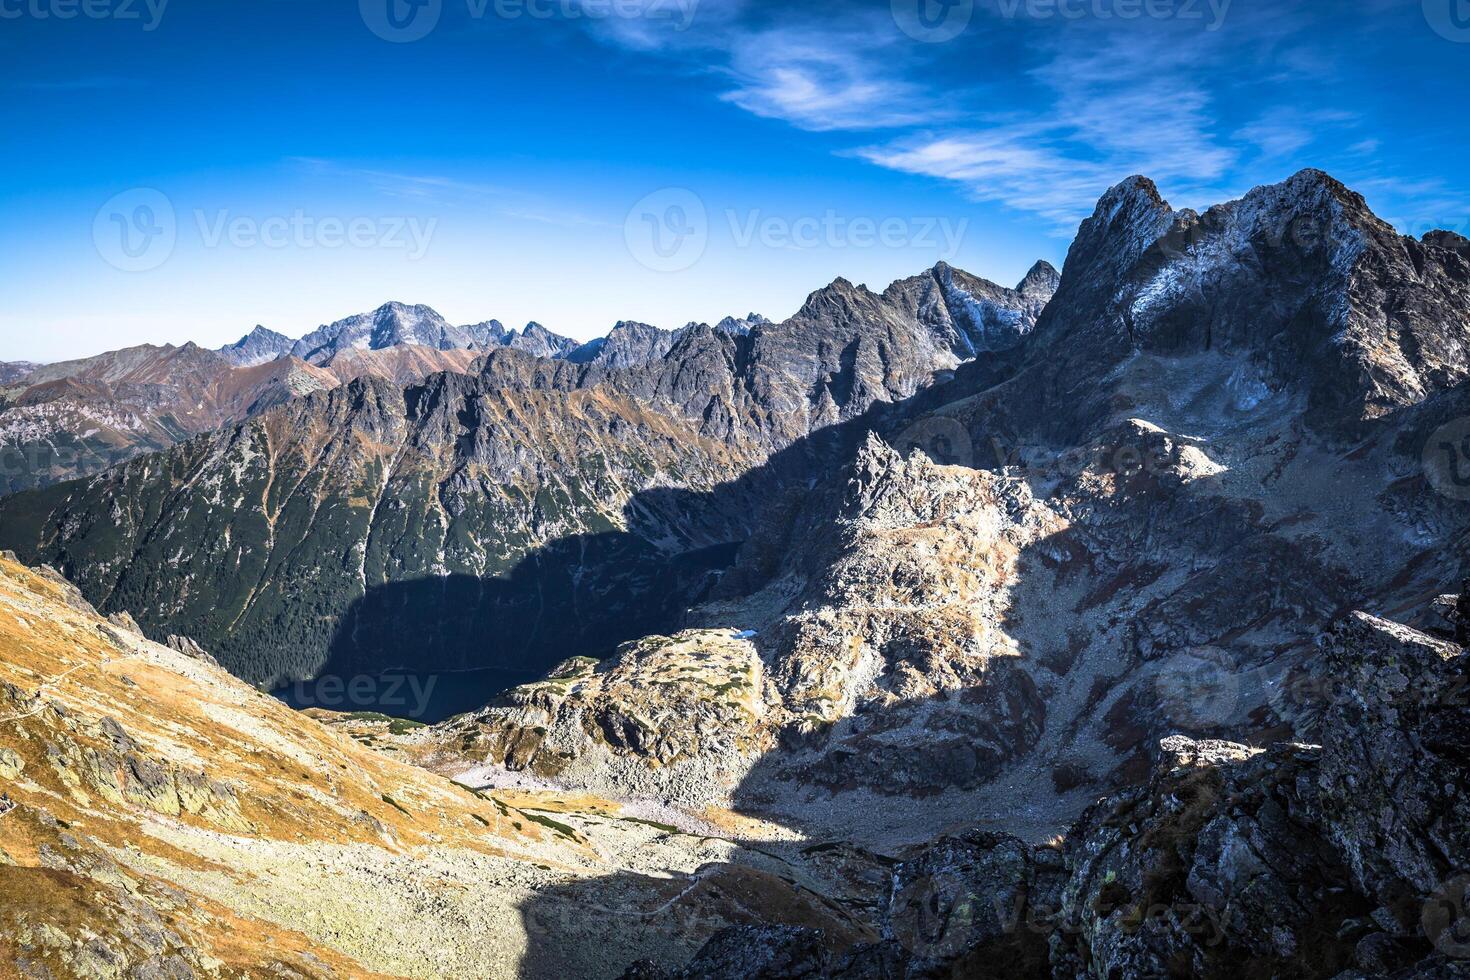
<box><xmin>0</xmin><ymin>263</ymin><xmax>1052</xmax><ymax>705</ymax></box>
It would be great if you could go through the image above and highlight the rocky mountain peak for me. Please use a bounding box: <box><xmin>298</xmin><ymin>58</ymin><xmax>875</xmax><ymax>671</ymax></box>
<box><xmin>714</xmin><ymin>313</ymin><xmax>769</xmax><ymax>336</ymax></box>
<box><xmin>218</xmin><ymin>324</ymin><xmax>295</xmax><ymax>367</ymax></box>
<box><xmin>511</xmin><ymin>321</ymin><xmax>580</xmax><ymax>359</ymax></box>
<box><xmin>794</xmin><ymin>276</ymin><xmax>876</xmax><ymax>320</ymax></box>
<box><xmin>1424</xmin><ymin>229</ymin><xmax>1470</xmax><ymax>257</ymax></box>
<box><xmin>569</xmin><ymin>321</ymin><xmax>677</xmax><ymax>368</ymax></box>
<box><xmin>1064</xmin><ymin>175</ymin><xmax>1177</xmax><ymax>280</ymax></box>
<box><xmin>1018</xmin><ymin>169</ymin><xmax>1470</xmax><ymax>439</ymax></box>
<box><xmin>1017</xmin><ymin>259</ymin><xmax>1061</xmax><ymax>298</ymax></box>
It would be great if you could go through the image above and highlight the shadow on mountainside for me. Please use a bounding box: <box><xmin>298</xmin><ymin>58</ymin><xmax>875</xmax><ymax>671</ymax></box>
<box><xmin>277</xmin><ymin>382</ymin><xmax>919</xmax><ymax>723</ymax></box>
<box><xmin>289</xmin><ymin>538</ymin><xmax>739</xmax><ymax>722</ymax></box>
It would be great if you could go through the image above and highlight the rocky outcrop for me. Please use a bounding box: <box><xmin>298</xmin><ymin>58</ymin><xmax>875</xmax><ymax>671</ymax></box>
<box><xmin>437</xmin><ymin>435</ymin><xmax>1051</xmax><ymax>810</ymax></box>
<box><xmin>441</xmin><ymin>631</ymin><xmax>773</xmax><ymax>801</ymax></box>
<box><xmin>645</xmin><ymin>603</ymin><xmax>1470</xmax><ymax>978</ymax></box>
<box><xmin>165</xmin><ymin>634</ymin><xmax>220</xmax><ymax>666</ymax></box>
<box><xmin>1317</xmin><ymin>612</ymin><xmax>1470</xmax><ymax>935</ymax></box>
<box><xmin>625</xmin><ymin>830</ymin><xmax>1062</xmax><ymax>980</ymax></box>
<box><xmin>1049</xmin><ymin>737</ymin><xmax>1365</xmax><ymax>978</ymax></box>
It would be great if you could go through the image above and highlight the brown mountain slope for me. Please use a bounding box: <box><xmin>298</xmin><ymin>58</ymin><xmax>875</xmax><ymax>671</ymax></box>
<box><xmin>0</xmin><ymin>343</ymin><xmax>492</xmax><ymax>495</ymax></box>
<box><xmin>0</xmin><ymin>556</ymin><xmax>877</xmax><ymax>978</ymax></box>
<box><xmin>319</xmin><ymin>344</ymin><xmax>483</xmax><ymax>385</ymax></box>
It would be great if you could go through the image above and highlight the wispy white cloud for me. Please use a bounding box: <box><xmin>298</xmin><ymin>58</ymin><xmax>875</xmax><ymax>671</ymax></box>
<box><xmin>558</xmin><ymin>0</ymin><xmax>1442</xmax><ymax>232</ymax></box>
<box><xmin>717</xmin><ymin>26</ymin><xmax>945</xmax><ymax>132</ymax></box>
<box><xmin>1233</xmin><ymin>107</ymin><xmax>1358</xmax><ymax>159</ymax></box>
<box><xmin>853</xmin><ymin>27</ymin><xmax>1247</xmax><ymax>231</ymax></box>
<box><xmin>853</xmin><ymin>128</ymin><xmax>1118</xmax><ymax>230</ymax></box>
<box><xmin>288</xmin><ymin>158</ymin><xmax>610</xmax><ymax>228</ymax></box>
<box><xmin>290</xmin><ymin>157</ymin><xmax>510</xmax><ymax>200</ymax></box>
<box><xmin>12</xmin><ymin>76</ymin><xmax>147</xmax><ymax>92</ymax></box>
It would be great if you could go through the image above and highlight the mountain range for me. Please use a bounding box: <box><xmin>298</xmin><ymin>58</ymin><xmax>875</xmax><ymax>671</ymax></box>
<box><xmin>0</xmin><ymin>298</ymin><xmax>801</xmax><ymax>494</ymax></box>
<box><xmin>2</xmin><ymin>169</ymin><xmax>1469</xmax><ymax>978</ymax></box>
<box><xmin>0</xmin><ymin>261</ymin><xmax>1058</xmax><ymax>692</ymax></box>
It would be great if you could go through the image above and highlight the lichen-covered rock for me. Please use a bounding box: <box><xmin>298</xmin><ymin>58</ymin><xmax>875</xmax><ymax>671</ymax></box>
<box><xmin>1318</xmin><ymin>612</ymin><xmax>1470</xmax><ymax>933</ymax></box>
<box><xmin>165</xmin><ymin>634</ymin><xmax>220</xmax><ymax>667</ymax></box>
<box><xmin>1050</xmin><ymin>736</ymin><xmax>1372</xmax><ymax>979</ymax></box>
<box><xmin>637</xmin><ymin>925</ymin><xmax>832</xmax><ymax>980</ymax></box>
<box><xmin>878</xmin><ymin>830</ymin><xmax>1060</xmax><ymax>975</ymax></box>
<box><xmin>441</xmin><ymin>630</ymin><xmax>773</xmax><ymax>795</ymax></box>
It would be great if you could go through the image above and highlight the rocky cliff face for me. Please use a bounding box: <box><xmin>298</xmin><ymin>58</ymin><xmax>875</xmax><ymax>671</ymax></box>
<box><xmin>990</xmin><ymin>169</ymin><xmax>1470</xmax><ymax>443</ymax></box>
<box><xmin>630</xmin><ymin>601</ymin><xmax>1470</xmax><ymax>979</ymax></box>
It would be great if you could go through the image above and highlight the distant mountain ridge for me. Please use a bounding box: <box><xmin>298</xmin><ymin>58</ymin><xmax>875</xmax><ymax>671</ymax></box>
<box><xmin>217</xmin><ymin>302</ymin><xmax>774</xmax><ymax>369</ymax></box>
<box><xmin>0</xmin><ymin>264</ymin><xmax>1051</xmax><ymax>494</ymax></box>
<box><xmin>0</xmin><ymin>361</ymin><xmax>39</xmax><ymax>386</ymax></box>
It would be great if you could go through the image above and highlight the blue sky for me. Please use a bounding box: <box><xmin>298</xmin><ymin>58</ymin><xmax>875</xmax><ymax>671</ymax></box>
<box><xmin>1</xmin><ymin>0</ymin><xmax>1467</xmax><ymax>363</ymax></box>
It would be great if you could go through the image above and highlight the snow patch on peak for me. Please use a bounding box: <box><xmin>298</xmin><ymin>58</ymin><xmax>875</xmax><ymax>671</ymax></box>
<box><xmin>936</xmin><ymin>265</ymin><xmax>1030</xmax><ymax>356</ymax></box>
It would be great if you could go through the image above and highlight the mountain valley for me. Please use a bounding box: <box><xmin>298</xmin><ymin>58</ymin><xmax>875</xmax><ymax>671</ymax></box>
<box><xmin>3</xmin><ymin>170</ymin><xmax>1470</xmax><ymax>978</ymax></box>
